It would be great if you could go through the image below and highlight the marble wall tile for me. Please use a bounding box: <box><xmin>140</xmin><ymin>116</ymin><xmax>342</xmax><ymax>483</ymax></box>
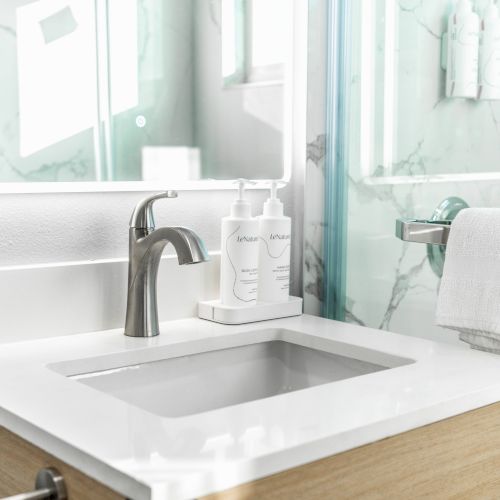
<box><xmin>304</xmin><ymin>0</ymin><xmax>328</xmax><ymax>316</ymax></box>
<box><xmin>305</xmin><ymin>0</ymin><xmax>500</xmax><ymax>345</ymax></box>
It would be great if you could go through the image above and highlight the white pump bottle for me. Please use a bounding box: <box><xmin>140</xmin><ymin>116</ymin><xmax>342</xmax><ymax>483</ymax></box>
<box><xmin>478</xmin><ymin>1</ymin><xmax>500</xmax><ymax>100</ymax></box>
<box><xmin>446</xmin><ymin>0</ymin><xmax>480</xmax><ymax>98</ymax></box>
<box><xmin>258</xmin><ymin>181</ymin><xmax>291</xmax><ymax>302</ymax></box>
<box><xmin>220</xmin><ymin>180</ymin><xmax>259</xmax><ymax>307</ymax></box>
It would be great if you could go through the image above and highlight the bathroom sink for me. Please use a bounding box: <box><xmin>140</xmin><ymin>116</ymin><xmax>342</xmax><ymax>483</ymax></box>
<box><xmin>8</xmin><ymin>315</ymin><xmax>500</xmax><ymax>500</ymax></box>
<box><xmin>50</xmin><ymin>329</ymin><xmax>412</xmax><ymax>418</ymax></box>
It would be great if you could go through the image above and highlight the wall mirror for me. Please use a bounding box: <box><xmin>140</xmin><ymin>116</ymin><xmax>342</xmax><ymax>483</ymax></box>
<box><xmin>0</xmin><ymin>0</ymin><xmax>305</xmax><ymax>192</ymax></box>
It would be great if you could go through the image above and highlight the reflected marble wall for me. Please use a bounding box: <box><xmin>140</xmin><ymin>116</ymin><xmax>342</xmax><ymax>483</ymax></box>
<box><xmin>0</xmin><ymin>0</ymin><xmax>285</xmax><ymax>183</ymax></box>
<box><xmin>0</xmin><ymin>1</ymin><xmax>96</xmax><ymax>182</ymax></box>
<box><xmin>0</xmin><ymin>0</ymin><xmax>196</xmax><ymax>183</ymax></box>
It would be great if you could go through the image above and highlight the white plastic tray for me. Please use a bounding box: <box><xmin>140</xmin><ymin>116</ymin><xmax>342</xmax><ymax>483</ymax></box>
<box><xmin>198</xmin><ymin>296</ymin><xmax>303</xmax><ymax>325</ymax></box>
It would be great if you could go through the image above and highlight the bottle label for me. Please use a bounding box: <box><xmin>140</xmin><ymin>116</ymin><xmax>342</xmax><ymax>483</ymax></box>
<box><xmin>222</xmin><ymin>225</ymin><xmax>259</xmax><ymax>304</ymax></box>
<box><xmin>236</xmin><ymin>236</ymin><xmax>258</xmax><ymax>243</ymax></box>
<box><xmin>258</xmin><ymin>228</ymin><xmax>291</xmax><ymax>301</ymax></box>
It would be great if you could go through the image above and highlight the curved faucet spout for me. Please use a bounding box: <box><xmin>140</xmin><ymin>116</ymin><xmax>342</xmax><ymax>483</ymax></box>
<box><xmin>124</xmin><ymin>194</ymin><xmax>210</xmax><ymax>338</ymax></box>
<box><xmin>150</xmin><ymin>227</ymin><xmax>210</xmax><ymax>266</ymax></box>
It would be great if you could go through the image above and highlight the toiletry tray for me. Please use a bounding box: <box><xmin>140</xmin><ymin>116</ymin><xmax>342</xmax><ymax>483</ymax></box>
<box><xmin>198</xmin><ymin>296</ymin><xmax>303</xmax><ymax>325</ymax></box>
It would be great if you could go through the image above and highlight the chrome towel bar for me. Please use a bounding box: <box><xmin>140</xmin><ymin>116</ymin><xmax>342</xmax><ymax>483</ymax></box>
<box><xmin>395</xmin><ymin>197</ymin><xmax>468</xmax><ymax>277</ymax></box>
<box><xmin>395</xmin><ymin>218</ymin><xmax>452</xmax><ymax>246</ymax></box>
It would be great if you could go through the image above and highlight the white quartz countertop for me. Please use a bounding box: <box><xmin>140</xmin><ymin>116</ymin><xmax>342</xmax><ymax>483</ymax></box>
<box><xmin>2</xmin><ymin>315</ymin><xmax>500</xmax><ymax>499</ymax></box>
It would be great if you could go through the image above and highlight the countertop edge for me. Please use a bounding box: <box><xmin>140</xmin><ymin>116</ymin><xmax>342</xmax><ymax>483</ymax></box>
<box><xmin>0</xmin><ymin>407</ymin><xmax>151</xmax><ymax>500</ymax></box>
<box><xmin>174</xmin><ymin>389</ymin><xmax>500</xmax><ymax>499</ymax></box>
<box><xmin>5</xmin><ymin>389</ymin><xmax>500</xmax><ymax>500</ymax></box>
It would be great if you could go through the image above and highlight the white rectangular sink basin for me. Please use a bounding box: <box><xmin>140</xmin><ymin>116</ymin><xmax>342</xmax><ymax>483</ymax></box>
<box><xmin>51</xmin><ymin>328</ymin><xmax>412</xmax><ymax>418</ymax></box>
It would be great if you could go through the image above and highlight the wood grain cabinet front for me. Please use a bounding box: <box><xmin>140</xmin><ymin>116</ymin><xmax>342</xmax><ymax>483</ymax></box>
<box><xmin>202</xmin><ymin>403</ymin><xmax>500</xmax><ymax>500</ymax></box>
<box><xmin>0</xmin><ymin>426</ymin><xmax>124</xmax><ymax>500</ymax></box>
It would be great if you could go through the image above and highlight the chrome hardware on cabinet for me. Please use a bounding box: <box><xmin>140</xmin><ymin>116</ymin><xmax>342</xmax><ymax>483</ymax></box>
<box><xmin>2</xmin><ymin>467</ymin><xmax>67</xmax><ymax>500</ymax></box>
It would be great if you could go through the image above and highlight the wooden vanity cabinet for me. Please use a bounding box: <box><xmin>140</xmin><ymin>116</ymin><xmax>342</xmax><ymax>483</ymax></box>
<box><xmin>203</xmin><ymin>403</ymin><xmax>500</xmax><ymax>500</ymax></box>
<box><xmin>3</xmin><ymin>403</ymin><xmax>500</xmax><ymax>500</ymax></box>
<box><xmin>0</xmin><ymin>426</ymin><xmax>123</xmax><ymax>499</ymax></box>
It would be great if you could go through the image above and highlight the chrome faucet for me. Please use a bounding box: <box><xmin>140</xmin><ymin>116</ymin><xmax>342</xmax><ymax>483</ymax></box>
<box><xmin>124</xmin><ymin>191</ymin><xmax>210</xmax><ymax>338</ymax></box>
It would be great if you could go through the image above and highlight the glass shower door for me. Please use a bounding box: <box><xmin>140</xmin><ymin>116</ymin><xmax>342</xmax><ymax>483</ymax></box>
<box><xmin>322</xmin><ymin>0</ymin><xmax>500</xmax><ymax>343</ymax></box>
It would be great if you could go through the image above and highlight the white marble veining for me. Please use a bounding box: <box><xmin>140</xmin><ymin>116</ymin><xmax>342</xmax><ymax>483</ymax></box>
<box><xmin>3</xmin><ymin>315</ymin><xmax>500</xmax><ymax>499</ymax></box>
<box><xmin>304</xmin><ymin>0</ymin><xmax>500</xmax><ymax>346</ymax></box>
<box><xmin>303</xmin><ymin>0</ymin><xmax>328</xmax><ymax>317</ymax></box>
<box><xmin>0</xmin><ymin>0</ymin><xmax>194</xmax><ymax>182</ymax></box>
<box><xmin>0</xmin><ymin>0</ymin><xmax>95</xmax><ymax>181</ymax></box>
<box><xmin>343</xmin><ymin>0</ymin><xmax>500</xmax><ymax>344</ymax></box>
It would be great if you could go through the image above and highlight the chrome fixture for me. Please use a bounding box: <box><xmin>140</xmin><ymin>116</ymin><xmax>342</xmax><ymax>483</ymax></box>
<box><xmin>395</xmin><ymin>197</ymin><xmax>469</xmax><ymax>277</ymax></box>
<box><xmin>396</xmin><ymin>218</ymin><xmax>452</xmax><ymax>246</ymax></box>
<box><xmin>124</xmin><ymin>191</ymin><xmax>209</xmax><ymax>338</ymax></box>
<box><xmin>4</xmin><ymin>467</ymin><xmax>67</xmax><ymax>500</ymax></box>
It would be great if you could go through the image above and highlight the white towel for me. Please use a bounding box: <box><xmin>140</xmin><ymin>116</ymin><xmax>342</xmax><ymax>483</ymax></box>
<box><xmin>436</xmin><ymin>208</ymin><xmax>500</xmax><ymax>351</ymax></box>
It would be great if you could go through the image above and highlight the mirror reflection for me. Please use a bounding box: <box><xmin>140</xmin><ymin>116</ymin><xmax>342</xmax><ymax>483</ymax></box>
<box><xmin>0</xmin><ymin>0</ymin><xmax>293</xmax><ymax>184</ymax></box>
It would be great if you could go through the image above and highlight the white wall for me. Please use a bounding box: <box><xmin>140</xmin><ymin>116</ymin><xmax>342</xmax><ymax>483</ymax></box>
<box><xmin>0</xmin><ymin>253</ymin><xmax>221</xmax><ymax>344</ymax></box>
<box><xmin>0</xmin><ymin>183</ymin><xmax>303</xmax><ymax>344</ymax></box>
<box><xmin>0</xmin><ymin>187</ymin><xmax>300</xmax><ymax>270</ymax></box>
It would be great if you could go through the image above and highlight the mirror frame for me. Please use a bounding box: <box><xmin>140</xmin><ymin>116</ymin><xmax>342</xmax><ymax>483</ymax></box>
<box><xmin>1</xmin><ymin>0</ymin><xmax>307</xmax><ymax>194</ymax></box>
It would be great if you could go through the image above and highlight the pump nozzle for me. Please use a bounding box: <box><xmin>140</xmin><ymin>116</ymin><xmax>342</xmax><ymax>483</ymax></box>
<box><xmin>270</xmin><ymin>181</ymin><xmax>278</xmax><ymax>200</ymax></box>
<box><xmin>230</xmin><ymin>179</ymin><xmax>256</xmax><ymax>218</ymax></box>
<box><xmin>456</xmin><ymin>0</ymin><xmax>473</xmax><ymax>14</ymax></box>
<box><xmin>234</xmin><ymin>178</ymin><xmax>256</xmax><ymax>201</ymax></box>
<box><xmin>263</xmin><ymin>180</ymin><xmax>287</xmax><ymax>217</ymax></box>
<box><xmin>484</xmin><ymin>0</ymin><xmax>499</xmax><ymax>18</ymax></box>
<box><xmin>269</xmin><ymin>180</ymin><xmax>286</xmax><ymax>200</ymax></box>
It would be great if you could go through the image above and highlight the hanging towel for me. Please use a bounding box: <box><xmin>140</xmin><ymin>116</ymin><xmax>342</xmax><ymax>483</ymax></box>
<box><xmin>436</xmin><ymin>208</ymin><xmax>500</xmax><ymax>352</ymax></box>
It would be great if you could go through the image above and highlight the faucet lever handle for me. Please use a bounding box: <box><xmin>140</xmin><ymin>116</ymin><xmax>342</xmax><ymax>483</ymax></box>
<box><xmin>130</xmin><ymin>191</ymin><xmax>178</xmax><ymax>230</ymax></box>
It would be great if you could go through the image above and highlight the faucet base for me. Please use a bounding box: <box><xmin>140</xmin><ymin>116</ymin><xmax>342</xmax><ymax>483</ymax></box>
<box><xmin>124</xmin><ymin>330</ymin><xmax>160</xmax><ymax>338</ymax></box>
